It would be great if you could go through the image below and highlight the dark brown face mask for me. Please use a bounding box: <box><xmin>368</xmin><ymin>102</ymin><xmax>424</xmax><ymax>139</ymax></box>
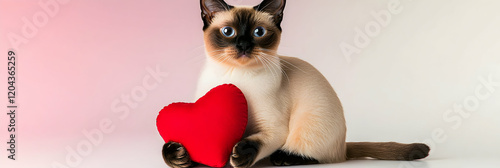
<box><xmin>201</xmin><ymin>0</ymin><xmax>285</xmax><ymax>67</ymax></box>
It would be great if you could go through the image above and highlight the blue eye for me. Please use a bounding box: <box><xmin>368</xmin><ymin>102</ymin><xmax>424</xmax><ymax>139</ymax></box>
<box><xmin>254</xmin><ymin>26</ymin><xmax>266</xmax><ymax>37</ymax></box>
<box><xmin>221</xmin><ymin>26</ymin><xmax>235</xmax><ymax>37</ymax></box>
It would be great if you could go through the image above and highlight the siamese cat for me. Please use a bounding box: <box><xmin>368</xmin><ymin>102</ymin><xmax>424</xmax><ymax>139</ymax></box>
<box><xmin>162</xmin><ymin>0</ymin><xmax>430</xmax><ymax>167</ymax></box>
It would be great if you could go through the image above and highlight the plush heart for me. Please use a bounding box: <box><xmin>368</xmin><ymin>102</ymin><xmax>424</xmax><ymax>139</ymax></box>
<box><xmin>156</xmin><ymin>84</ymin><xmax>248</xmax><ymax>167</ymax></box>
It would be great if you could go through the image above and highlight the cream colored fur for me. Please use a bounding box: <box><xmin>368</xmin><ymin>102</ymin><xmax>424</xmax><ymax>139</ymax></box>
<box><xmin>196</xmin><ymin>54</ymin><xmax>347</xmax><ymax>166</ymax></box>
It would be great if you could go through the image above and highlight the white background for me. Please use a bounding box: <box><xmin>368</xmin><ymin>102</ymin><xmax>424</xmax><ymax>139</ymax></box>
<box><xmin>281</xmin><ymin>0</ymin><xmax>500</xmax><ymax>167</ymax></box>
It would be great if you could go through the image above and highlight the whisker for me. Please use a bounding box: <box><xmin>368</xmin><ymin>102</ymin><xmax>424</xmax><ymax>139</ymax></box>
<box><xmin>186</xmin><ymin>44</ymin><xmax>205</xmax><ymax>54</ymax></box>
<box><xmin>259</xmin><ymin>54</ymin><xmax>280</xmax><ymax>81</ymax></box>
<box><xmin>186</xmin><ymin>54</ymin><xmax>207</xmax><ymax>64</ymax></box>
<box><xmin>257</xmin><ymin>55</ymin><xmax>272</xmax><ymax>78</ymax></box>
<box><xmin>261</xmin><ymin>54</ymin><xmax>289</xmax><ymax>83</ymax></box>
<box><xmin>221</xmin><ymin>56</ymin><xmax>231</xmax><ymax>65</ymax></box>
<box><xmin>216</xmin><ymin>55</ymin><xmax>229</xmax><ymax>64</ymax></box>
<box><xmin>256</xmin><ymin>56</ymin><xmax>268</xmax><ymax>75</ymax></box>
<box><xmin>266</xmin><ymin>56</ymin><xmax>290</xmax><ymax>83</ymax></box>
<box><xmin>255</xmin><ymin>47</ymin><xmax>274</xmax><ymax>52</ymax></box>
<box><xmin>257</xmin><ymin>50</ymin><xmax>307</xmax><ymax>74</ymax></box>
<box><xmin>185</xmin><ymin>47</ymin><xmax>228</xmax><ymax>64</ymax></box>
<box><xmin>280</xmin><ymin>58</ymin><xmax>307</xmax><ymax>74</ymax></box>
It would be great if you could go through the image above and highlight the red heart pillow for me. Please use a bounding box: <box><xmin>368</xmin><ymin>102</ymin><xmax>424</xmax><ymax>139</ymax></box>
<box><xmin>156</xmin><ymin>84</ymin><xmax>248</xmax><ymax>167</ymax></box>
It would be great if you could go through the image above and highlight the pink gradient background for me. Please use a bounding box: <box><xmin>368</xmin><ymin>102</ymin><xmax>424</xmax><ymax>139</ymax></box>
<box><xmin>1</xmin><ymin>0</ymin><xmax>500</xmax><ymax>167</ymax></box>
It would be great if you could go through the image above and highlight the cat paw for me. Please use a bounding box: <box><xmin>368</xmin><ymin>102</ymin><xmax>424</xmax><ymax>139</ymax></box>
<box><xmin>162</xmin><ymin>142</ymin><xmax>196</xmax><ymax>168</ymax></box>
<box><xmin>230</xmin><ymin>139</ymin><xmax>260</xmax><ymax>168</ymax></box>
<box><xmin>270</xmin><ymin>150</ymin><xmax>319</xmax><ymax>166</ymax></box>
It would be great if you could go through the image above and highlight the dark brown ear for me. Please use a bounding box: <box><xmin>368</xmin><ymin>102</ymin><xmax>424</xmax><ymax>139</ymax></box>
<box><xmin>254</xmin><ymin>0</ymin><xmax>286</xmax><ymax>30</ymax></box>
<box><xmin>201</xmin><ymin>0</ymin><xmax>232</xmax><ymax>30</ymax></box>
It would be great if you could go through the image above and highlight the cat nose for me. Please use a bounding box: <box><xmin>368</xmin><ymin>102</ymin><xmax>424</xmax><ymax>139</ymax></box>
<box><xmin>236</xmin><ymin>41</ymin><xmax>254</xmax><ymax>53</ymax></box>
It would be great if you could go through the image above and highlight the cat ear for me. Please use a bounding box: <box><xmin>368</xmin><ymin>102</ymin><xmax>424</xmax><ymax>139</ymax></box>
<box><xmin>254</xmin><ymin>0</ymin><xmax>286</xmax><ymax>30</ymax></box>
<box><xmin>201</xmin><ymin>0</ymin><xmax>232</xmax><ymax>30</ymax></box>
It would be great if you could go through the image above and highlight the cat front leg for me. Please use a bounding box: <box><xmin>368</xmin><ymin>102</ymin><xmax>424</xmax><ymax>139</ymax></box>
<box><xmin>230</xmin><ymin>120</ymin><xmax>288</xmax><ymax>168</ymax></box>
<box><xmin>162</xmin><ymin>142</ymin><xmax>198</xmax><ymax>168</ymax></box>
<box><xmin>229</xmin><ymin>138</ymin><xmax>261</xmax><ymax>168</ymax></box>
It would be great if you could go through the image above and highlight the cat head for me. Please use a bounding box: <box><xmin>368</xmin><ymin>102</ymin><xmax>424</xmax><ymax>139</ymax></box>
<box><xmin>201</xmin><ymin>0</ymin><xmax>286</xmax><ymax>68</ymax></box>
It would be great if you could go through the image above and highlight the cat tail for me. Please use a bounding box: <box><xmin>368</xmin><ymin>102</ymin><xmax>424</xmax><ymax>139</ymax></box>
<box><xmin>346</xmin><ymin>142</ymin><xmax>430</xmax><ymax>161</ymax></box>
